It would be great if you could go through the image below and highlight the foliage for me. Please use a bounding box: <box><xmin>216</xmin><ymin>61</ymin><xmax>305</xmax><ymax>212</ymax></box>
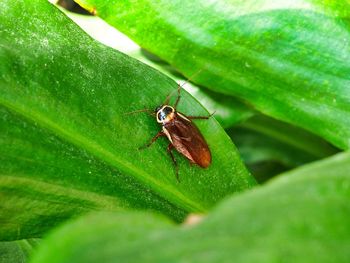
<box><xmin>30</xmin><ymin>152</ymin><xmax>350</xmax><ymax>263</ymax></box>
<box><xmin>77</xmin><ymin>0</ymin><xmax>350</xmax><ymax>149</ymax></box>
<box><xmin>0</xmin><ymin>0</ymin><xmax>349</xmax><ymax>262</ymax></box>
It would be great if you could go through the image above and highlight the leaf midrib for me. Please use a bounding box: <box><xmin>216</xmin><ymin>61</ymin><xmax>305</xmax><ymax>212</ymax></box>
<box><xmin>0</xmin><ymin>97</ymin><xmax>206</xmax><ymax>213</ymax></box>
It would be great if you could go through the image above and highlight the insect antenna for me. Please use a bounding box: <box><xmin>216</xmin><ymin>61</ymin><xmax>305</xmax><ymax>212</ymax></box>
<box><xmin>164</xmin><ymin>69</ymin><xmax>204</xmax><ymax>105</ymax></box>
<box><xmin>179</xmin><ymin>69</ymin><xmax>203</xmax><ymax>89</ymax></box>
<box><xmin>124</xmin><ymin>108</ymin><xmax>154</xmax><ymax>116</ymax></box>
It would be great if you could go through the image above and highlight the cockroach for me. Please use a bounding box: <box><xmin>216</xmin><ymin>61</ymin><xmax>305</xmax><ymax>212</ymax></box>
<box><xmin>130</xmin><ymin>83</ymin><xmax>212</xmax><ymax>182</ymax></box>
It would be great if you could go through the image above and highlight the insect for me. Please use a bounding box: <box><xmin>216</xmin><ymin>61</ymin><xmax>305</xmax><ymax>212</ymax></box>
<box><xmin>132</xmin><ymin>83</ymin><xmax>212</xmax><ymax>182</ymax></box>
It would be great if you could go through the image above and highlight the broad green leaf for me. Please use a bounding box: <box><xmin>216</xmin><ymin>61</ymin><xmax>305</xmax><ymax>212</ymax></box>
<box><xmin>230</xmin><ymin>129</ymin><xmax>336</xmax><ymax>182</ymax></box>
<box><xmin>309</xmin><ymin>0</ymin><xmax>350</xmax><ymax>20</ymax></box>
<box><xmin>0</xmin><ymin>105</ymin><xmax>186</xmax><ymax>240</ymax></box>
<box><xmin>229</xmin><ymin>115</ymin><xmax>338</xmax><ymax>182</ymax></box>
<box><xmin>59</xmin><ymin>6</ymin><xmax>338</xmax><ymax>179</ymax></box>
<box><xmin>238</xmin><ymin>115</ymin><xmax>339</xmax><ymax>160</ymax></box>
<box><xmin>77</xmin><ymin>0</ymin><xmax>350</xmax><ymax>149</ymax></box>
<box><xmin>0</xmin><ymin>239</ymin><xmax>40</xmax><ymax>263</ymax></box>
<box><xmin>135</xmin><ymin>49</ymin><xmax>256</xmax><ymax>128</ymax></box>
<box><xmin>0</xmin><ymin>0</ymin><xmax>255</xmax><ymax>240</ymax></box>
<box><xmin>230</xmin><ymin>115</ymin><xmax>338</xmax><ymax>166</ymax></box>
<box><xmin>184</xmin><ymin>85</ymin><xmax>255</xmax><ymax>128</ymax></box>
<box><xmin>232</xmin><ymin>128</ymin><xmax>318</xmax><ymax>168</ymax></box>
<box><xmin>30</xmin><ymin>152</ymin><xmax>350</xmax><ymax>263</ymax></box>
<box><xmin>61</xmin><ymin>9</ymin><xmax>255</xmax><ymax>128</ymax></box>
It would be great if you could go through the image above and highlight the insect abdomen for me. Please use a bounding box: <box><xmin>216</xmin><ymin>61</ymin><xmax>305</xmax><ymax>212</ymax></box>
<box><xmin>165</xmin><ymin>116</ymin><xmax>211</xmax><ymax>168</ymax></box>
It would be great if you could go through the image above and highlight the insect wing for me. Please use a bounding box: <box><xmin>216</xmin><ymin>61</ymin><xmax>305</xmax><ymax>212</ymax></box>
<box><xmin>165</xmin><ymin>113</ymin><xmax>211</xmax><ymax>168</ymax></box>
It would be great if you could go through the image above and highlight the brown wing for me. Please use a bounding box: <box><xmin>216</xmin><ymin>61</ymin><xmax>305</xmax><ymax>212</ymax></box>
<box><xmin>164</xmin><ymin>113</ymin><xmax>211</xmax><ymax>168</ymax></box>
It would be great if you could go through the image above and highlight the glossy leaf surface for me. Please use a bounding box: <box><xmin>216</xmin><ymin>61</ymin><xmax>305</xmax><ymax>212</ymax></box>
<box><xmin>59</xmin><ymin>9</ymin><xmax>256</xmax><ymax>129</ymax></box>
<box><xmin>30</xmin><ymin>152</ymin><xmax>350</xmax><ymax>263</ymax></box>
<box><xmin>77</xmin><ymin>0</ymin><xmax>350</xmax><ymax>149</ymax></box>
<box><xmin>0</xmin><ymin>0</ymin><xmax>254</xmax><ymax>240</ymax></box>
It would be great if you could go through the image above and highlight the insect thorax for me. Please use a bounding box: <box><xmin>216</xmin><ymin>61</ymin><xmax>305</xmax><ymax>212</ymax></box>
<box><xmin>156</xmin><ymin>105</ymin><xmax>175</xmax><ymax>124</ymax></box>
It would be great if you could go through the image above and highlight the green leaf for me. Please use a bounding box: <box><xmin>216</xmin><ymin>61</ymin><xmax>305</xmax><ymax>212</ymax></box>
<box><xmin>0</xmin><ymin>239</ymin><xmax>40</xmax><ymax>263</ymax></box>
<box><xmin>128</xmin><ymin>48</ymin><xmax>256</xmax><ymax>128</ymax></box>
<box><xmin>59</xmin><ymin>7</ymin><xmax>337</xmax><ymax>181</ymax></box>
<box><xmin>135</xmin><ymin>49</ymin><xmax>256</xmax><ymax>128</ymax></box>
<box><xmin>228</xmin><ymin>115</ymin><xmax>339</xmax><ymax>182</ymax></box>
<box><xmin>0</xmin><ymin>0</ymin><xmax>255</xmax><ymax>240</ymax></box>
<box><xmin>30</xmin><ymin>152</ymin><xmax>350</xmax><ymax>263</ymax></box>
<box><xmin>76</xmin><ymin>0</ymin><xmax>350</xmax><ymax>149</ymax></box>
<box><xmin>229</xmin><ymin>115</ymin><xmax>338</xmax><ymax>165</ymax></box>
<box><xmin>61</xmin><ymin>9</ymin><xmax>256</xmax><ymax>128</ymax></box>
<box><xmin>309</xmin><ymin>0</ymin><xmax>350</xmax><ymax>20</ymax></box>
<box><xmin>238</xmin><ymin>115</ymin><xmax>339</xmax><ymax>160</ymax></box>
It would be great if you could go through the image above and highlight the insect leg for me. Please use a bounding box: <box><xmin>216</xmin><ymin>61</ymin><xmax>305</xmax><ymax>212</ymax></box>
<box><xmin>167</xmin><ymin>143</ymin><xmax>180</xmax><ymax>182</ymax></box>
<box><xmin>138</xmin><ymin>131</ymin><xmax>165</xmax><ymax>150</ymax></box>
